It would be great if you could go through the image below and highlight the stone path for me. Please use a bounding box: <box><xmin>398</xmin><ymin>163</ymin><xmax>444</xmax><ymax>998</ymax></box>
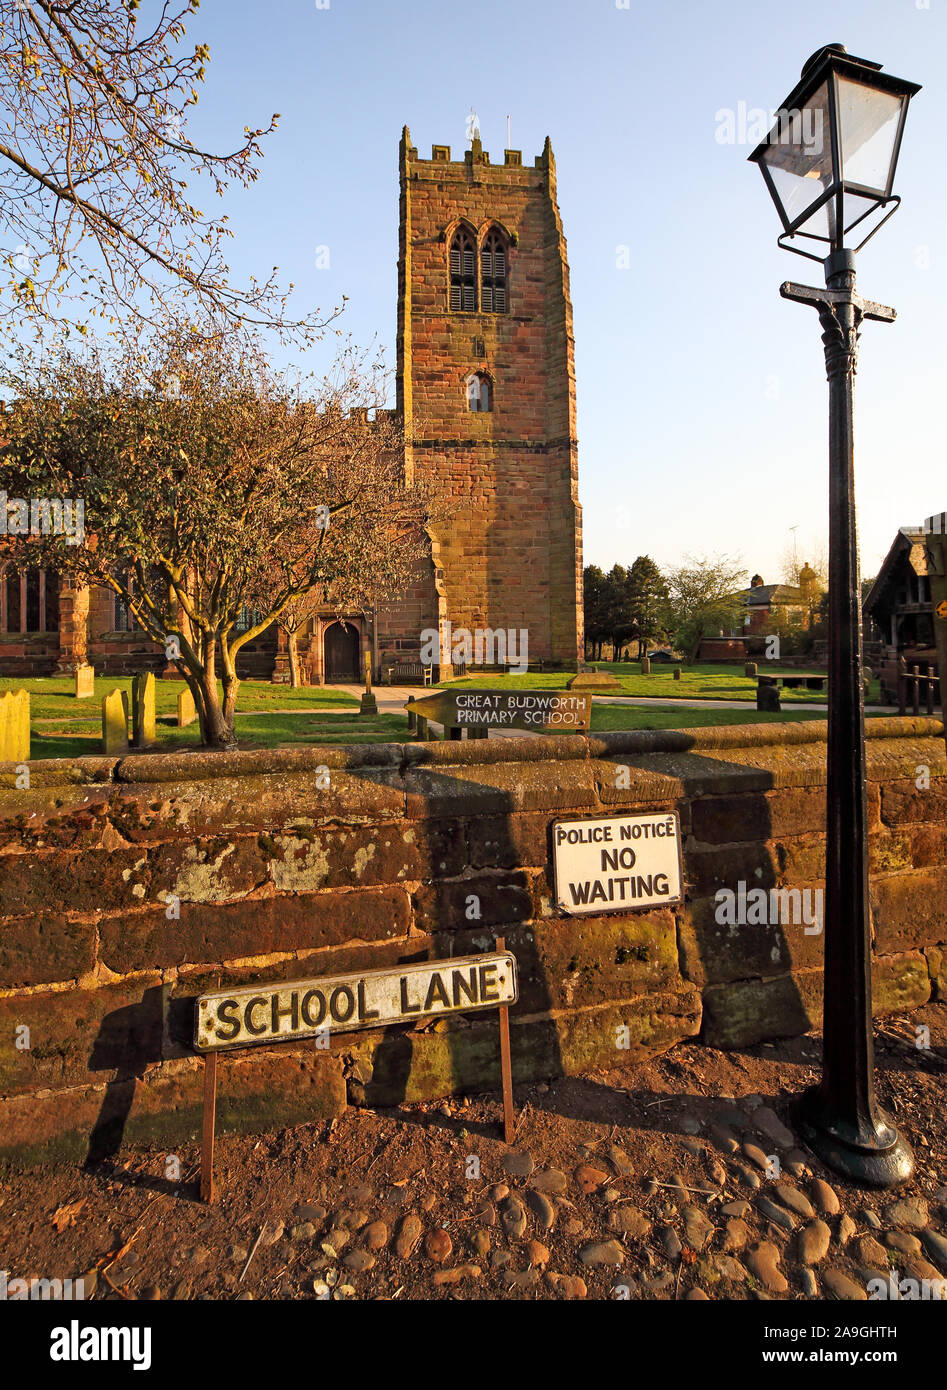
<box><xmin>2</xmin><ymin>1011</ymin><xmax>945</xmax><ymax>1303</ymax></box>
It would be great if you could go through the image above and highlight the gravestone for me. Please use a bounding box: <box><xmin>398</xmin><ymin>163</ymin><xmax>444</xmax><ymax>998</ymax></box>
<box><xmin>177</xmin><ymin>688</ymin><xmax>197</xmax><ymax>728</ymax></box>
<box><xmin>673</xmin><ymin>667</ymin><xmax>682</xmax><ymax>681</ymax></box>
<box><xmin>360</xmin><ymin>650</ymin><xmax>377</xmax><ymax>716</ymax></box>
<box><xmin>132</xmin><ymin>672</ymin><xmax>156</xmax><ymax>747</ymax></box>
<box><xmin>567</xmin><ymin>668</ymin><xmax>621</xmax><ymax>693</ymax></box>
<box><xmin>640</xmin><ymin>657</ymin><xmax>651</xmax><ymax>675</ymax></box>
<box><xmin>102</xmin><ymin>689</ymin><xmax>129</xmax><ymax>753</ymax></box>
<box><xmin>757</xmin><ymin>677</ymin><xmax>781</xmax><ymax>713</ymax></box>
<box><xmin>0</xmin><ymin>690</ymin><xmax>29</xmax><ymax>761</ymax></box>
<box><xmin>74</xmin><ymin>665</ymin><xmax>95</xmax><ymax>699</ymax></box>
<box><xmin>745</xmin><ymin>662</ymin><xmax>758</xmax><ymax>679</ymax></box>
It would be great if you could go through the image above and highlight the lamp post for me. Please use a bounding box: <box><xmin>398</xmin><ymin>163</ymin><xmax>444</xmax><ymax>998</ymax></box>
<box><xmin>749</xmin><ymin>45</ymin><xmax>921</xmax><ymax>1187</ymax></box>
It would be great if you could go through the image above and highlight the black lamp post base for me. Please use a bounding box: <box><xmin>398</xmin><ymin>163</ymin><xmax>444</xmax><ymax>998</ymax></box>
<box><xmin>795</xmin><ymin>1085</ymin><xmax>915</xmax><ymax>1188</ymax></box>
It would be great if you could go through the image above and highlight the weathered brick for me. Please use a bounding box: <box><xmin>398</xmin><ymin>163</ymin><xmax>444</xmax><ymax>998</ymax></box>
<box><xmin>0</xmin><ymin>977</ymin><xmax>164</xmax><ymax>1095</ymax></box>
<box><xmin>347</xmin><ymin>988</ymin><xmax>700</xmax><ymax>1107</ymax></box>
<box><xmin>702</xmin><ymin>952</ymin><xmax>930</xmax><ymax>1048</ymax></box>
<box><xmin>260</xmin><ymin>821</ymin><xmax>465</xmax><ymax>893</ymax></box>
<box><xmin>691</xmin><ymin>788</ymin><xmax>825</xmax><ymax>844</ymax></box>
<box><xmin>0</xmin><ymin>913</ymin><xmax>96</xmax><ymax>988</ymax></box>
<box><xmin>926</xmin><ymin>945</ymin><xmax>946</xmax><ymax>1000</ymax></box>
<box><xmin>105</xmin><ymin>768</ymin><xmax>406</xmax><ymax>842</ymax></box>
<box><xmin>680</xmin><ymin>891</ymin><xmax>824</xmax><ymax>988</ymax></box>
<box><xmin>683</xmin><ymin>842</ymin><xmax>781</xmax><ymax>896</ymax></box>
<box><xmin>98</xmin><ymin>885</ymin><xmax>412</xmax><ymax>975</ymax></box>
<box><xmin>404</xmin><ymin>760</ymin><xmax>597</xmax><ymax>819</ymax></box>
<box><xmin>423</xmin><ymin>912</ymin><xmax>681</xmax><ymax>1015</ymax></box>
<box><xmin>0</xmin><ymin>1049</ymin><xmax>346</xmax><ymax>1168</ymax></box>
<box><xmin>871</xmin><ymin>868</ymin><xmax>947</xmax><ymax>952</ymax></box>
<box><xmin>412</xmin><ymin>872</ymin><xmax>534</xmax><ymax>932</ymax></box>
<box><xmin>465</xmin><ymin>811</ymin><xmax>550</xmax><ymax>871</ymax></box>
<box><xmin>881</xmin><ymin>776</ymin><xmax>947</xmax><ymax>826</ymax></box>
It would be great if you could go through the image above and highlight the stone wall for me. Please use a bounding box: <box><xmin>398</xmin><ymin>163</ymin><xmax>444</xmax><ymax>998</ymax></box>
<box><xmin>0</xmin><ymin>716</ymin><xmax>944</xmax><ymax>1165</ymax></box>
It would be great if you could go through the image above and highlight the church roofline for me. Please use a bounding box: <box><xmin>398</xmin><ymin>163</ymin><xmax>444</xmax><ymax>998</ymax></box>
<box><xmin>401</xmin><ymin>128</ymin><xmax>554</xmax><ymax>171</ymax></box>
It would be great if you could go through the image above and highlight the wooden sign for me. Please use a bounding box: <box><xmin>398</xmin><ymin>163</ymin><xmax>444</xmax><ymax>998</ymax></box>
<box><xmin>195</xmin><ymin>952</ymin><xmax>518</xmax><ymax>1052</ymax></box>
<box><xmin>405</xmin><ymin>688</ymin><xmax>590</xmax><ymax>733</ymax></box>
<box><xmin>553</xmin><ymin>811</ymin><xmax>683</xmax><ymax>915</ymax></box>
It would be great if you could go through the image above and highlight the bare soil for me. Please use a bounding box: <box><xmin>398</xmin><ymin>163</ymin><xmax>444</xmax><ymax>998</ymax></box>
<box><xmin>1</xmin><ymin>1003</ymin><xmax>945</xmax><ymax>1302</ymax></box>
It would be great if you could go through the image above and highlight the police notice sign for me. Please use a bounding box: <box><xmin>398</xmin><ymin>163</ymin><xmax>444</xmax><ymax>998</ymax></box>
<box><xmin>553</xmin><ymin>811</ymin><xmax>683</xmax><ymax>915</ymax></box>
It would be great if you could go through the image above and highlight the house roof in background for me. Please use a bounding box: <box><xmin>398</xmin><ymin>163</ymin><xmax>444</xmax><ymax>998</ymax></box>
<box><xmin>735</xmin><ymin>583</ymin><xmax>806</xmax><ymax>607</ymax></box>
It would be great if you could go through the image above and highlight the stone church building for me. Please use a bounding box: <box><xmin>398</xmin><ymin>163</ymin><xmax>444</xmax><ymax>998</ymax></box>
<box><xmin>0</xmin><ymin>130</ymin><xmax>583</xmax><ymax>682</ymax></box>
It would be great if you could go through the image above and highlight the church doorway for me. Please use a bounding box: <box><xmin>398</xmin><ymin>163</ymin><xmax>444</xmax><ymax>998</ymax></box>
<box><xmin>323</xmin><ymin>621</ymin><xmax>360</xmax><ymax>681</ymax></box>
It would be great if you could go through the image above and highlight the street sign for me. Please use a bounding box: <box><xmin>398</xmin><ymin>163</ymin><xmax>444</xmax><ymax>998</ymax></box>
<box><xmin>195</xmin><ymin>952</ymin><xmax>518</xmax><ymax>1052</ymax></box>
<box><xmin>936</xmin><ymin>599</ymin><xmax>947</xmax><ymax>621</ymax></box>
<box><xmin>404</xmin><ymin>688</ymin><xmax>590</xmax><ymax>733</ymax></box>
<box><xmin>553</xmin><ymin>811</ymin><xmax>683</xmax><ymax>916</ymax></box>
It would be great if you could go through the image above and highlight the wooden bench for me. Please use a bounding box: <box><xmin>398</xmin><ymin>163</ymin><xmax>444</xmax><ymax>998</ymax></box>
<box><xmin>385</xmin><ymin>661</ymin><xmax>433</xmax><ymax>686</ymax></box>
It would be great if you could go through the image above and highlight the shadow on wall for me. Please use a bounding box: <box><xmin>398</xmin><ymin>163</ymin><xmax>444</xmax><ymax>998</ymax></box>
<box><xmin>81</xmin><ymin>751</ymin><xmax>563</xmax><ymax>1161</ymax></box>
<box><xmin>345</xmin><ymin>754</ymin><xmax>563</xmax><ymax>1113</ymax></box>
<box><xmin>86</xmin><ymin>986</ymin><xmax>164</xmax><ymax>1165</ymax></box>
<box><xmin>78</xmin><ymin>721</ymin><xmax>913</xmax><ymax>1160</ymax></box>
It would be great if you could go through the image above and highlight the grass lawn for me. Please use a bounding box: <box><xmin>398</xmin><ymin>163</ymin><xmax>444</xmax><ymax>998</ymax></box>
<box><xmin>0</xmin><ymin>676</ymin><xmax>358</xmax><ymax>722</ymax></box>
<box><xmin>438</xmin><ymin>661</ymin><xmax>883</xmax><ymax>706</ymax></box>
<box><xmin>24</xmin><ymin>701</ymin><xmax>901</xmax><ymax>759</ymax></box>
<box><xmin>589</xmin><ymin>703</ymin><xmax>889</xmax><ymax>731</ymax></box>
<box><xmin>30</xmin><ymin>711</ymin><xmax>411</xmax><ymax>760</ymax></box>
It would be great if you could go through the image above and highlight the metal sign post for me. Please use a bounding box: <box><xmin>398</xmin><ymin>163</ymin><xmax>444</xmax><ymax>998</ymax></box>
<box><xmin>199</xmin><ymin>1050</ymin><xmax>217</xmax><ymax>1204</ymax></box>
<box><xmin>496</xmin><ymin>935</ymin><xmax>515</xmax><ymax>1144</ymax></box>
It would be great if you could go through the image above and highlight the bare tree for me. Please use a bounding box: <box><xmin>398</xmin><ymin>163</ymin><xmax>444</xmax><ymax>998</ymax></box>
<box><xmin>2</xmin><ymin>320</ymin><xmax>436</xmax><ymax>747</ymax></box>
<box><xmin>0</xmin><ymin>1</ymin><xmax>331</xmax><ymax>337</ymax></box>
<box><xmin>781</xmin><ymin>540</ymin><xmax>828</xmax><ymax>589</ymax></box>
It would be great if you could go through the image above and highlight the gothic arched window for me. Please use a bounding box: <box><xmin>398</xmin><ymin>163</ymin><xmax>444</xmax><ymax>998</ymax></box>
<box><xmin>467</xmin><ymin>373</ymin><xmax>492</xmax><ymax>412</ymax></box>
<box><xmin>449</xmin><ymin>229</ymin><xmax>476</xmax><ymax>312</ymax></box>
<box><xmin>481</xmin><ymin>230</ymin><xmax>508</xmax><ymax>313</ymax></box>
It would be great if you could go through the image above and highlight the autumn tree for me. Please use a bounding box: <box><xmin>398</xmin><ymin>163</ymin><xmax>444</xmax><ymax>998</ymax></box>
<box><xmin>2</xmin><ymin>321</ymin><xmax>435</xmax><ymax>747</ymax></box>
<box><xmin>0</xmin><ymin>0</ymin><xmax>328</xmax><ymax>338</ymax></box>
<box><xmin>664</xmin><ymin>554</ymin><xmax>748</xmax><ymax>664</ymax></box>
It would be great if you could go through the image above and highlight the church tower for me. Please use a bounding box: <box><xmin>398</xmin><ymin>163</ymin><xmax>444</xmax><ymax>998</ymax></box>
<box><xmin>379</xmin><ymin>126</ymin><xmax>583</xmax><ymax>673</ymax></box>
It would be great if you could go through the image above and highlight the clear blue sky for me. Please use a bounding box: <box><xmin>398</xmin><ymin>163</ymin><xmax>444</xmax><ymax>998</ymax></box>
<box><xmin>178</xmin><ymin>0</ymin><xmax>945</xmax><ymax>582</ymax></box>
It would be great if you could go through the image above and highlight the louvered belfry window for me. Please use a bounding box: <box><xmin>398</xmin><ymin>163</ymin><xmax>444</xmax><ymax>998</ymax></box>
<box><xmin>481</xmin><ymin>231</ymin><xmax>508</xmax><ymax>313</ymax></box>
<box><xmin>449</xmin><ymin>230</ymin><xmax>476</xmax><ymax>312</ymax></box>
